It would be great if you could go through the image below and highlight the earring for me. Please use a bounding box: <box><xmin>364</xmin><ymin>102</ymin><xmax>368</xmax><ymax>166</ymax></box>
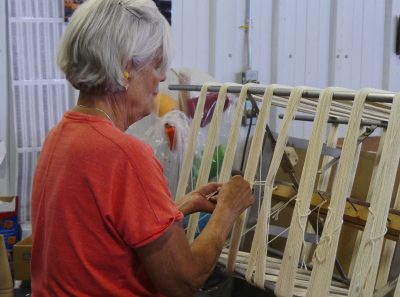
<box><xmin>123</xmin><ymin>71</ymin><xmax>130</xmax><ymax>80</ymax></box>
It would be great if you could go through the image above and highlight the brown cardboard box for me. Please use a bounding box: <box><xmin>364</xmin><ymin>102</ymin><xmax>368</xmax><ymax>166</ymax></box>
<box><xmin>274</xmin><ymin>136</ymin><xmax>400</xmax><ymax>273</ymax></box>
<box><xmin>13</xmin><ymin>235</ymin><xmax>32</xmax><ymax>280</ymax></box>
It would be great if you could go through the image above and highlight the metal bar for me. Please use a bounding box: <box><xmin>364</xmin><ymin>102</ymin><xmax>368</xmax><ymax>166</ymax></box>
<box><xmin>346</xmin><ymin>197</ymin><xmax>400</xmax><ymax>217</ymax></box>
<box><xmin>279</xmin><ymin>114</ymin><xmax>388</xmax><ymax>128</ymax></box>
<box><xmin>272</xmin><ymin>132</ymin><xmax>342</xmax><ymax>158</ymax></box>
<box><xmin>168</xmin><ymin>84</ymin><xmax>396</xmax><ymax>103</ymax></box>
<box><xmin>269</xmin><ymin>224</ymin><xmax>320</xmax><ymax>243</ymax></box>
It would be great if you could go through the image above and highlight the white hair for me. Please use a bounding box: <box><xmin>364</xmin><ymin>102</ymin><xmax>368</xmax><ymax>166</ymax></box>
<box><xmin>57</xmin><ymin>0</ymin><xmax>174</xmax><ymax>94</ymax></box>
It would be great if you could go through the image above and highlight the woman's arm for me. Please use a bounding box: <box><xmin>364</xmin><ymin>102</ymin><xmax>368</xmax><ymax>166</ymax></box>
<box><xmin>136</xmin><ymin>176</ymin><xmax>254</xmax><ymax>297</ymax></box>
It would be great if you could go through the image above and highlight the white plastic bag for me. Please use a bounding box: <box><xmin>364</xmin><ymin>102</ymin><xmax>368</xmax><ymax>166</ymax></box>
<box><xmin>141</xmin><ymin>110</ymin><xmax>190</xmax><ymax>197</ymax></box>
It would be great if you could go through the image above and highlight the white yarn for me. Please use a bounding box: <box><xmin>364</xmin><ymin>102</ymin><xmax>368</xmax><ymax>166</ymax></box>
<box><xmin>375</xmin><ymin>171</ymin><xmax>400</xmax><ymax>289</ymax></box>
<box><xmin>219</xmin><ymin>83</ymin><xmax>262</xmax><ymax>182</ymax></box>
<box><xmin>226</xmin><ymin>84</ymin><xmax>280</xmax><ymax>273</ymax></box>
<box><xmin>186</xmin><ymin>83</ymin><xmax>240</xmax><ymax>242</ymax></box>
<box><xmin>174</xmin><ymin>83</ymin><xmax>398</xmax><ymax>295</ymax></box>
<box><xmin>348</xmin><ymin>93</ymin><xmax>400</xmax><ymax>297</ymax></box>
<box><xmin>252</xmin><ymin>92</ymin><xmax>392</xmax><ymax>123</ymax></box>
<box><xmin>175</xmin><ymin>82</ymin><xmax>221</xmax><ymax>203</ymax></box>
<box><xmin>314</xmin><ymin>199</ymin><xmax>328</xmax><ymax>244</ymax></box>
<box><xmin>348</xmin><ymin>130</ymin><xmax>387</xmax><ymax>278</ymax></box>
<box><xmin>274</xmin><ymin>87</ymin><xmax>340</xmax><ymax>297</ymax></box>
<box><xmin>306</xmin><ymin>88</ymin><xmax>372</xmax><ymax>297</ymax></box>
<box><xmin>245</xmin><ymin>87</ymin><xmax>305</xmax><ymax>289</ymax></box>
<box><xmin>314</xmin><ymin>215</ymin><xmax>343</xmax><ymax>264</ymax></box>
<box><xmin>270</xmin><ymin>194</ymin><xmax>298</xmax><ymax>221</ymax></box>
<box><xmin>267</xmin><ymin>226</ymin><xmax>290</xmax><ymax>246</ymax></box>
<box><xmin>394</xmin><ymin>276</ymin><xmax>400</xmax><ymax>297</ymax></box>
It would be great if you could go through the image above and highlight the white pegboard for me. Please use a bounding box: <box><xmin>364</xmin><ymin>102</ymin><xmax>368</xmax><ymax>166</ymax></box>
<box><xmin>7</xmin><ymin>0</ymin><xmax>70</xmax><ymax>223</ymax></box>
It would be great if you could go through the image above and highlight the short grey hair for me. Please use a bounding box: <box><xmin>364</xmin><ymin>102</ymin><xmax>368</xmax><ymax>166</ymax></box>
<box><xmin>57</xmin><ymin>0</ymin><xmax>173</xmax><ymax>94</ymax></box>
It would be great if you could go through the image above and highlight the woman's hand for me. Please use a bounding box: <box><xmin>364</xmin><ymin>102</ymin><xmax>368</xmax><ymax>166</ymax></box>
<box><xmin>176</xmin><ymin>182</ymin><xmax>222</xmax><ymax>216</ymax></box>
<box><xmin>215</xmin><ymin>175</ymin><xmax>253</xmax><ymax>217</ymax></box>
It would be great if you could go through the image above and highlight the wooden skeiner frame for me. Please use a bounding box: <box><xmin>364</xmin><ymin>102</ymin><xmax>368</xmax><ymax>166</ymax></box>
<box><xmin>172</xmin><ymin>82</ymin><xmax>400</xmax><ymax>297</ymax></box>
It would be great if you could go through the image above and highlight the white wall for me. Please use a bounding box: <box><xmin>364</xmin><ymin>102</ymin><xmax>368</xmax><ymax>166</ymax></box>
<box><xmin>172</xmin><ymin>0</ymin><xmax>400</xmax><ymax>89</ymax></box>
<box><xmin>172</xmin><ymin>0</ymin><xmax>400</xmax><ymax>138</ymax></box>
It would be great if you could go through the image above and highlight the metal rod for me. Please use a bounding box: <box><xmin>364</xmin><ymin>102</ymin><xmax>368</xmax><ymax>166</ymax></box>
<box><xmin>168</xmin><ymin>84</ymin><xmax>396</xmax><ymax>103</ymax></box>
<box><xmin>278</xmin><ymin>114</ymin><xmax>388</xmax><ymax>128</ymax></box>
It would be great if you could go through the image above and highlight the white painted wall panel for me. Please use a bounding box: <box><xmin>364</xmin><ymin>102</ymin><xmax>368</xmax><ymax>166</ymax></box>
<box><xmin>173</xmin><ymin>0</ymin><xmax>398</xmax><ymax>89</ymax></box>
<box><xmin>304</xmin><ymin>0</ymin><xmax>331</xmax><ymax>88</ymax></box>
<box><xmin>211</xmin><ymin>0</ymin><xmax>246</xmax><ymax>82</ymax></box>
<box><xmin>383</xmin><ymin>0</ymin><xmax>400</xmax><ymax>92</ymax></box>
<box><xmin>172</xmin><ymin>0</ymin><xmax>210</xmax><ymax>73</ymax></box>
<box><xmin>332</xmin><ymin>0</ymin><xmax>387</xmax><ymax>89</ymax></box>
<box><xmin>360</xmin><ymin>0</ymin><xmax>385</xmax><ymax>88</ymax></box>
<box><xmin>172</xmin><ymin>0</ymin><xmax>398</xmax><ymax>138</ymax></box>
<box><xmin>250</xmin><ymin>0</ymin><xmax>273</xmax><ymax>84</ymax></box>
<box><xmin>273</xmin><ymin>0</ymin><xmax>332</xmax><ymax>138</ymax></box>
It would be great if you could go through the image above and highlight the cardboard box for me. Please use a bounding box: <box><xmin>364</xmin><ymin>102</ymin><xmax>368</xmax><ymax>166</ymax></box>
<box><xmin>0</xmin><ymin>196</ymin><xmax>19</xmax><ymax>251</ymax></box>
<box><xmin>274</xmin><ymin>136</ymin><xmax>400</xmax><ymax>274</ymax></box>
<box><xmin>13</xmin><ymin>235</ymin><xmax>32</xmax><ymax>280</ymax></box>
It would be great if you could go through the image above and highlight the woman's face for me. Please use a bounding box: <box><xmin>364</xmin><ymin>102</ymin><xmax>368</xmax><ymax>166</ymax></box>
<box><xmin>126</xmin><ymin>57</ymin><xmax>166</xmax><ymax>123</ymax></box>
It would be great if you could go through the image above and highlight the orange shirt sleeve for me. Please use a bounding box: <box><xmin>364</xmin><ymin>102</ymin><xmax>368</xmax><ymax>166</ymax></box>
<box><xmin>91</xmin><ymin>137</ymin><xmax>183</xmax><ymax>248</ymax></box>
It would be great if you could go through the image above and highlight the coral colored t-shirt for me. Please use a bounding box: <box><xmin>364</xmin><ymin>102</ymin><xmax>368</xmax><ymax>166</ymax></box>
<box><xmin>31</xmin><ymin>111</ymin><xmax>183</xmax><ymax>297</ymax></box>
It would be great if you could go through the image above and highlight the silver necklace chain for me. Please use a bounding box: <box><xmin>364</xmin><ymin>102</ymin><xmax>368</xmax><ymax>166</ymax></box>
<box><xmin>77</xmin><ymin>104</ymin><xmax>113</xmax><ymax>122</ymax></box>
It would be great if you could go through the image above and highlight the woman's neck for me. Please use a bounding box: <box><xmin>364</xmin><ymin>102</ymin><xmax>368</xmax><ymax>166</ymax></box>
<box><xmin>74</xmin><ymin>92</ymin><xmax>129</xmax><ymax>131</ymax></box>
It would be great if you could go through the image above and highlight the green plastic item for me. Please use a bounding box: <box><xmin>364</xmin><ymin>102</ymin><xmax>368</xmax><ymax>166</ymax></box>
<box><xmin>191</xmin><ymin>144</ymin><xmax>226</xmax><ymax>184</ymax></box>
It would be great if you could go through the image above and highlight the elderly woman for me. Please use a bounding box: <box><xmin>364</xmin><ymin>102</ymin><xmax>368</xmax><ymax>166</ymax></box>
<box><xmin>31</xmin><ymin>0</ymin><xmax>254</xmax><ymax>296</ymax></box>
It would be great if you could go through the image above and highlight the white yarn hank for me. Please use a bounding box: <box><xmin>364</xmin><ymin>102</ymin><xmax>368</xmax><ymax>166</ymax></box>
<box><xmin>175</xmin><ymin>83</ymin><xmax>398</xmax><ymax>296</ymax></box>
<box><xmin>306</xmin><ymin>88</ymin><xmax>372</xmax><ymax>297</ymax></box>
<box><xmin>186</xmin><ymin>83</ymin><xmax>240</xmax><ymax>242</ymax></box>
<box><xmin>348</xmin><ymin>130</ymin><xmax>387</xmax><ymax>278</ymax></box>
<box><xmin>226</xmin><ymin>84</ymin><xmax>279</xmax><ymax>273</ymax></box>
<box><xmin>394</xmin><ymin>275</ymin><xmax>400</xmax><ymax>297</ymax></box>
<box><xmin>375</xmin><ymin>165</ymin><xmax>400</xmax><ymax>289</ymax></box>
<box><xmin>252</xmin><ymin>91</ymin><xmax>392</xmax><ymax>123</ymax></box>
<box><xmin>348</xmin><ymin>92</ymin><xmax>400</xmax><ymax>297</ymax></box>
<box><xmin>298</xmin><ymin>122</ymin><xmax>339</xmax><ymax>273</ymax></box>
<box><xmin>175</xmin><ymin>82</ymin><xmax>221</xmax><ymax>203</ymax></box>
<box><xmin>274</xmin><ymin>87</ymin><xmax>337</xmax><ymax>297</ymax></box>
<box><xmin>245</xmin><ymin>87</ymin><xmax>305</xmax><ymax>288</ymax></box>
<box><xmin>218</xmin><ymin>83</ymin><xmax>261</xmax><ymax>184</ymax></box>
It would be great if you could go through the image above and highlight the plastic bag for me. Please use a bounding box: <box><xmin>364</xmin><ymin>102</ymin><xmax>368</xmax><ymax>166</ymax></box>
<box><xmin>140</xmin><ymin>110</ymin><xmax>191</xmax><ymax>198</ymax></box>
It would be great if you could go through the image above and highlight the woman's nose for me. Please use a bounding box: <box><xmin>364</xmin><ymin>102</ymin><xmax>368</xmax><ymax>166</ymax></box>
<box><xmin>160</xmin><ymin>74</ymin><xmax>166</xmax><ymax>82</ymax></box>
